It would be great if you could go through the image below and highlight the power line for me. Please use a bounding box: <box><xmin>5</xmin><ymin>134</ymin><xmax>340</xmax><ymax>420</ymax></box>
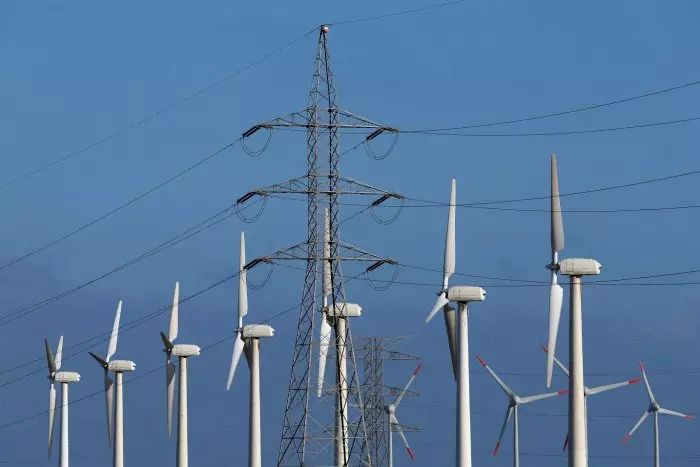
<box><xmin>1</xmin><ymin>30</ymin><xmax>317</xmax><ymax>188</ymax></box>
<box><xmin>0</xmin><ymin>138</ymin><xmax>240</xmax><ymax>272</ymax></box>
<box><xmin>328</xmin><ymin>0</ymin><xmax>467</xmax><ymax>26</ymax></box>
<box><xmin>403</xmin><ymin>115</ymin><xmax>700</xmax><ymax>137</ymax></box>
<box><xmin>410</xmin><ymin>79</ymin><xmax>700</xmax><ymax>132</ymax></box>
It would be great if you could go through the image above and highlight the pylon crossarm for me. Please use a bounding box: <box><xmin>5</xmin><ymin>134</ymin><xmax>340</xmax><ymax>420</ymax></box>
<box><xmin>383</xmin><ymin>385</ymin><xmax>421</xmax><ymax>398</ymax></box>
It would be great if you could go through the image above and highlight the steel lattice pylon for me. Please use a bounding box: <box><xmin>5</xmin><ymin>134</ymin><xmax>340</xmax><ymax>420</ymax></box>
<box><xmin>361</xmin><ymin>337</ymin><xmax>421</xmax><ymax>467</ymax></box>
<box><xmin>236</xmin><ymin>26</ymin><xmax>402</xmax><ymax>467</ymax></box>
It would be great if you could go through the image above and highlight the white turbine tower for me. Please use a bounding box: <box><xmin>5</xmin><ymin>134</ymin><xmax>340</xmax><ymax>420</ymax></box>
<box><xmin>540</xmin><ymin>344</ymin><xmax>641</xmax><ymax>451</ymax></box>
<box><xmin>46</xmin><ymin>336</ymin><xmax>80</xmax><ymax>467</ymax></box>
<box><xmin>425</xmin><ymin>178</ymin><xmax>487</xmax><ymax>467</ymax></box>
<box><xmin>316</xmin><ymin>208</ymin><xmax>363</xmax><ymax>467</ymax></box>
<box><xmin>476</xmin><ymin>355</ymin><xmax>568</xmax><ymax>467</ymax></box>
<box><xmin>385</xmin><ymin>363</ymin><xmax>422</xmax><ymax>467</ymax></box>
<box><xmin>621</xmin><ymin>361</ymin><xmax>695</xmax><ymax>467</ymax></box>
<box><xmin>556</xmin><ymin>258</ymin><xmax>602</xmax><ymax>467</ymax></box>
<box><xmin>160</xmin><ymin>281</ymin><xmax>201</xmax><ymax>467</ymax></box>
<box><xmin>89</xmin><ymin>300</ymin><xmax>136</xmax><ymax>467</ymax></box>
<box><xmin>226</xmin><ymin>232</ymin><xmax>275</xmax><ymax>467</ymax></box>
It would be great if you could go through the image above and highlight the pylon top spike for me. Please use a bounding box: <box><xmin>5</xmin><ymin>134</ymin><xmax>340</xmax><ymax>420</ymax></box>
<box><xmin>321</xmin><ymin>25</ymin><xmax>329</xmax><ymax>34</ymax></box>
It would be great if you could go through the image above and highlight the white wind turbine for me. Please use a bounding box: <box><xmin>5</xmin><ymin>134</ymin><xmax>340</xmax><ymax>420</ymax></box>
<box><xmin>89</xmin><ymin>300</ymin><xmax>136</xmax><ymax>467</ymax></box>
<box><xmin>621</xmin><ymin>361</ymin><xmax>695</xmax><ymax>467</ymax></box>
<box><xmin>226</xmin><ymin>232</ymin><xmax>275</xmax><ymax>467</ymax></box>
<box><xmin>539</xmin><ymin>344</ymin><xmax>641</xmax><ymax>451</ymax></box>
<box><xmin>425</xmin><ymin>178</ymin><xmax>487</xmax><ymax>467</ymax></box>
<box><xmin>160</xmin><ymin>281</ymin><xmax>201</xmax><ymax>467</ymax></box>
<box><xmin>316</xmin><ymin>208</ymin><xmax>363</xmax><ymax>466</ymax></box>
<box><xmin>544</xmin><ymin>154</ymin><xmax>602</xmax><ymax>467</ymax></box>
<box><xmin>476</xmin><ymin>355</ymin><xmax>568</xmax><ymax>467</ymax></box>
<box><xmin>45</xmin><ymin>335</ymin><xmax>80</xmax><ymax>467</ymax></box>
<box><xmin>385</xmin><ymin>363</ymin><xmax>422</xmax><ymax>467</ymax></box>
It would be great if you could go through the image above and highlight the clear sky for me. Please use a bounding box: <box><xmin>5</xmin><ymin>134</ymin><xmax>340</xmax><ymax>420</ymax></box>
<box><xmin>1</xmin><ymin>1</ymin><xmax>700</xmax><ymax>466</ymax></box>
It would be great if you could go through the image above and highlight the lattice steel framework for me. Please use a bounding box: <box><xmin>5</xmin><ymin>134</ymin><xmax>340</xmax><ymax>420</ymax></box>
<box><xmin>361</xmin><ymin>337</ymin><xmax>421</xmax><ymax>467</ymax></box>
<box><xmin>236</xmin><ymin>26</ymin><xmax>402</xmax><ymax>467</ymax></box>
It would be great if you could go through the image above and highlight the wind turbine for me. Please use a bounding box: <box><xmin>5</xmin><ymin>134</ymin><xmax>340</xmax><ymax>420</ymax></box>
<box><xmin>476</xmin><ymin>355</ymin><xmax>568</xmax><ymax>467</ymax></box>
<box><xmin>316</xmin><ymin>208</ymin><xmax>363</xmax><ymax>467</ymax></box>
<box><xmin>226</xmin><ymin>232</ymin><xmax>275</xmax><ymax>467</ymax></box>
<box><xmin>539</xmin><ymin>344</ymin><xmax>641</xmax><ymax>451</ymax></box>
<box><xmin>621</xmin><ymin>361</ymin><xmax>694</xmax><ymax>467</ymax></box>
<box><xmin>385</xmin><ymin>363</ymin><xmax>422</xmax><ymax>467</ymax></box>
<box><xmin>46</xmin><ymin>335</ymin><xmax>80</xmax><ymax>467</ymax></box>
<box><xmin>160</xmin><ymin>281</ymin><xmax>201</xmax><ymax>467</ymax></box>
<box><xmin>425</xmin><ymin>178</ymin><xmax>487</xmax><ymax>467</ymax></box>
<box><xmin>88</xmin><ymin>300</ymin><xmax>136</xmax><ymax>467</ymax></box>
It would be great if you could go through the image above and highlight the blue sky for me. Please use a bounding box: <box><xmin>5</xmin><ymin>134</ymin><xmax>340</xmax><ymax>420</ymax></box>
<box><xmin>1</xmin><ymin>0</ymin><xmax>700</xmax><ymax>465</ymax></box>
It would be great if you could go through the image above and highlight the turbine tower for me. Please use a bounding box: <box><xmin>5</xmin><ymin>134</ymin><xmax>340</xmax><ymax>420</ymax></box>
<box><xmin>539</xmin><ymin>344</ymin><xmax>641</xmax><ymax>451</ymax></box>
<box><xmin>227</xmin><ymin>232</ymin><xmax>276</xmax><ymax>467</ymax></box>
<box><xmin>89</xmin><ymin>300</ymin><xmax>136</xmax><ymax>467</ymax></box>
<box><xmin>236</xmin><ymin>25</ymin><xmax>401</xmax><ymax>466</ymax></box>
<box><xmin>160</xmin><ymin>281</ymin><xmax>201</xmax><ymax>467</ymax></box>
<box><xmin>45</xmin><ymin>336</ymin><xmax>80</xmax><ymax>467</ymax></box>
<box><xmin>476</xmin><ymin>355</ymin><xmax>568</xmax><ymax>467</ymax></box>
<box><xmin>621</xmin><ymin>361</ymin><xmax>695</xmax><ymax>467</ymax></box>
<box><xmin>425</xmin><ymin>178</ymin><xmax>487</xmax><ymax>467</ymax></box>
<box><xmin>384</xmin><ymin>363</ymin><xmax>421</xmax><ymax>467</ymax></box>
<box><xmin>555</xmin><ymin>258</ymin><xmax>602</xmax><ymax>467</ymax></box>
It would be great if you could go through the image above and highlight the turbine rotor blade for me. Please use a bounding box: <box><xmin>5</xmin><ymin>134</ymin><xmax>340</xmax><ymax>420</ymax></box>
<box><xmin>48</xmin><ymin>382</ymin><xmax>56</xmax><ymax>458</ymax></box>
<box><xmin>443</xmin><ymin>179</ymin><xmax>456</xmax><ymax>285</ymax></box>
<box><xmin>519</xmin><ymin>389</ymin><xmax>568</xmax><ymax>404</ymax></box>
<box><xmin>45</xmin><ymin>339</ymin><xmax>56</xmax><ymax>376</ymax></box>
<box><xmin>89</xmin><ymin>352</ymin><xmax>108</xmax><ymax>368</ymax></box>
<box><xmin>658</xmin><ymin>407</ymin><xmax>695</xmax><ymax>419</ymax></box>
<box><xmin>55</xmin><ymin>336</ymin><xmax>63</xmax><ymax>372</ymax></box>
<box><xmin>106</xmin><ymin>300</ymin><xmax>122</xmax><ymax>362</ymax></box>
<box><xmin>476</xmin><ymin>356</ymin><xmax>514</xmax><ymax>397</ymax></box>
<box><xmin>546</xmin><ymin>282</ymin><xmax>564</xmax><ymax>387</ymax></box>
<box><xmin>494</xmin><ymin>406</ymin><xmax>514</xmax><ymax>456</ymax></box>
<box><xmin>587</xmin><ymin>379</ymin><xmax>642</xmax><ymax>396</ymax></box>
<box><xmin>426</xmin><ymin>294</ymin><xmax>449</xmax><ymax>323</ymax></box>
<box><xmin>317</xmin><ymin>314</ymin><xmax>332</xmax><ymax>397</ymax></box>
<box><xmin>166</xmin><ymin>356</ymin><xmax>176</xmax><ymax>439</ymax></box>
<box><xmin>394</xmin><ymin>363</ymin><xmax>422</xmax><ymax>408</ymax></box>
<box><xmin>639</xmin><ymin>361</ymin><xmax>657</xmax><ymax>404</ymax></box>
<box><xmin>105</xmin><ymin>371</ymin><xmax>114</xmax><ymax>447</ymax></box>
<box><xmin>390</xmin><ymin>413</ymin><xmax>414</xmax><ymax>462</ymax></box>
<box><xmin>551</xmin><ymin>154</ymin><xmax>565</xmax><ymax>253</ymax></box>
<box><xmin>226</xmin><ymin>333</ymin><xmax>245</xmax><ymax>391</ymax></box>
<box><xmin>160</xmin><ymin>332</ymin><xmax>174</xmax><ymax>351</ymax></box>
<box><xmin>443</xmin><ymin>304</ymin><xmax>458</xmax><ymax>381</ymax></box>
<box><xmin>169</xmin><ymin>281</ymin><xmax>179</xmax><ymax>342</ymax></box>
<box><xmin>239</xmin><ymin>232</ymin><xmax>248</xmax><ymax>321</ymax></box>
<box><xmin>540</xmin><ymin>343</ymin><xmax>569</xmax><ymax>377</ymax></box>
<box><xmin>622</xmin><ymin>411</ymin><xmax>650</xmax><ymax>444</ymax></box>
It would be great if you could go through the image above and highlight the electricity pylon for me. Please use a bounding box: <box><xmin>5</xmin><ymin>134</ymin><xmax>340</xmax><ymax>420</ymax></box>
<box><xmin>236</xmin><ymin>25</ymin><xmax>402</xmax><ymax>467</ymax></box>
<box><xmin>361</xmin><ymin>337</ymin><xmax>421</xmax><ymax>467</ymax></box>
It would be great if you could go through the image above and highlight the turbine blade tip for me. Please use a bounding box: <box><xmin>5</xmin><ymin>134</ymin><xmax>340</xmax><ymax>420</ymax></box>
<box><xmin>685</xmin><ymin>415</ymin><xmax>696</xmax><ymax>419</ymax></box>
<box><xmin>639</xmin><ymin>361</ymin><xmax>645</xmax><ymax>372</ymax></box>
<box><xmin>493</xmin><ymin>442</ymin><xmax>500</xmax><ymax>456</ymax></box>
<box><xmin>413</xmin><ymin>363</ymin><xmax>423</xmax><ymax>376</ymax></box>
<box><xmin>621</xmin><ymin>434</ymin><xmax>631</xmax><ymax>444</ymax></box>
<box><xmin>540</xmin><ymin>344</ymin><xmax>549</xmax><ymax>353</ymax></box>
<box><xmin>476</xmin><ymin>355</ymin><xmax>487</xmax><ymax>367</ymax></box>
<box><xmin>557</xmin><ymin>389</ymin><xmax>569</xmax><ymax>395</ymax></box>
<box><xmin>407</xmin><ymin>448</ymin><xmax>415</xmax><ymax>461</ymax></box>
<box><xmin>629</xmin><ymin>378</ymin><xmax>642</xmax><ymax>384</ymax></box>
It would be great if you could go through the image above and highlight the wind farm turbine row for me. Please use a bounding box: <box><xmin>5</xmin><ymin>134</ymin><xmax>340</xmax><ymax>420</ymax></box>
<box><xmin>39</xmin><ymin>154</ymin><xmax>694</xmax><ymax>467</ymax></box>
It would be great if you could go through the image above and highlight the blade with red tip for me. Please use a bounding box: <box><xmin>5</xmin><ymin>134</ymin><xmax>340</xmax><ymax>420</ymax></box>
<box><xmin>394</xmin><ymin>363</ymin><xmax>422</xmax><ymax>408</ymax></box>
<box><xmin>493</xmin><ymin>406</ymin><xmax>513</xmax><ymax>456</ymax></box>
<box><xmin>658</xmin><ymin>407</ymin><xmax>695</xmax><ymax>419</ymax></box>
<box><xmin>639</xmin><ymin>361</ymin><xmax>657</xmax><ymax>404</ymax></box>
<box><xmin>390</xmin><ymin>413</ymin><xmax>414</xmax><ymax>462</ymax></box>
<box><xmin>622</xmin><ymin>411</ymin><xmax>650</xmax><ymax>444</ymax></box>
<box><xmin>587</xmin><ymin>379</ymin><xmax>642</xmax><ymax>396</ymax></box>
<box><xmin>476</xmin><ymin>356</ymin><xmax>514</xmax><ymax>397</ymax></box>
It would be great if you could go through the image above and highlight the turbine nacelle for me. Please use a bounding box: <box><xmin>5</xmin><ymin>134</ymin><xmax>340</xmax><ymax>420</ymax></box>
<box><xmin>559</xmin><ymin>258</ymin><xmax>602</xmax><ymax>277</ymax></box>
<box><xmin>241</xmin><ymin>324</ymin><xmax>275</xmax><ymax>339</ymax></box>
<box><xmin>384</xmin><ymin>404</ymin><xmax>396</xmax><ymax>415</ymax></box>
<box><xmin>108</xmin><ymin>360</ymin><xmax>136</xmax><ymax>372</ymax></box>
<box><xmin>323</xmin><ymin>302</ymin><xmax>362</xmax><ymax>318</ymax></box>
<box><xmin>447</xmin><ymin>286</ymin><xmax>486</xmax><ymax>303</ymax></box>
<box><xmin>54</xmin><ymin>372</ymin><xmax>81</xmax><ymax>383</ymax></box>
<box><xmin>171</xmin><ymin>344</ymin><xmax>201</xmax><ymax>358</ymax></box>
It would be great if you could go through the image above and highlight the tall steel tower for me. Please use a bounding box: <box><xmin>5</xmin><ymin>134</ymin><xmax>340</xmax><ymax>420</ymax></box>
<box><xmin>361</xmin><ymin>337</ymin><xmax>421</xmax><ymax>467</ymax></box>
<box><xmin>236</xmin><ymin>25</ymin><xmax>402</xmax><ymax>467</ymax></box>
